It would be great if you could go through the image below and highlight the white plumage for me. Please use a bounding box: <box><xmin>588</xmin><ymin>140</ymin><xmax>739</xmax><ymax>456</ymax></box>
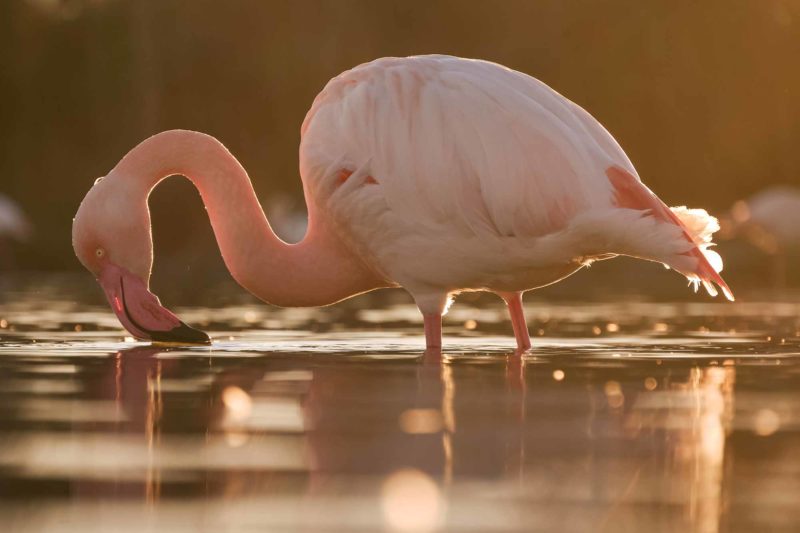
<box><xmin>299</xmin><ymin>55</ymin><xmax>729</xmax><ymax>321</ymax></box>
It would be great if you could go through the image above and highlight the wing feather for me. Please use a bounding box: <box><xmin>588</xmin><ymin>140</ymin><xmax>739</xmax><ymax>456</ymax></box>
<box><xmin>302</xmin><ymin>56</ymin><xmax>622</xmax><ymax>238</ymax></box>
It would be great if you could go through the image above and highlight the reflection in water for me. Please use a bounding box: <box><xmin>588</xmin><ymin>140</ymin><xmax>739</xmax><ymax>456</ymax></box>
<box><xmin>0</xmin><ymin>300</ymin><xmax>798</xmax><ymax>531</ymax></box>
<box><xmin>627</xmin><ymin>365</ymin><xmax>735</xmax><ymax>533</ymax></box>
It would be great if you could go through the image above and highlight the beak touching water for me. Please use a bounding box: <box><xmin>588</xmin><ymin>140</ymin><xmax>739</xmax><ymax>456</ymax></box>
<box><xmin>97</xmin><ymin>263</ymin><xmax>210</xmax><ymax>345</ymax></box>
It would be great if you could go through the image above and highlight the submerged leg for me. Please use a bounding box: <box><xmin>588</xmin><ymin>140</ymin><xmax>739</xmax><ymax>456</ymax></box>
<box><xmin>499</xmin><ymin>291</ymin><xmax>531</xmax><ymax>351</ymax></box>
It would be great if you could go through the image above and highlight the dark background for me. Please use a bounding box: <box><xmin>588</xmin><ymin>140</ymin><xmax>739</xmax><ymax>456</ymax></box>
<box><xmin>2</xmin><ymin>0</ymin><xmax>798</xmax><ymax>298</ymax></box>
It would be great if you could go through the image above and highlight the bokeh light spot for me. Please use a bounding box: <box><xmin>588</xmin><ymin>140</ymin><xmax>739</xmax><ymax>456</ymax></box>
<box><xmin>754</xmin><ymin>409</ymin><xmax>780</xmax><ymax>436</ymax></box>
<box><xmin>382</xmin><ymin>469</ymin><xmax>442</xmax><ymax>532</ymax></box>
<box><xmin>399</xmin><ymin>409</ymin><xmax>444</xmax><ymax>434</ymax></box>
<box><xmin>222</xmin><ymin>386</ymin><xmax>252</xmax><ymax>421</ymax></box>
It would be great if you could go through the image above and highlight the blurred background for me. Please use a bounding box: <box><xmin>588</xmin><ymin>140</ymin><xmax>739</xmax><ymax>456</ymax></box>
<box><xmin>2</xmin><ymin>0</ymin><xmax>799</xmax><ymax>302</ymax></box>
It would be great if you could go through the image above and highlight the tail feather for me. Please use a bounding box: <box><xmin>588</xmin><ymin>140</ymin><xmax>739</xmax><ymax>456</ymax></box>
<box><xmin>606</xmin><ymin>165</ymin><xmax>734</xmax><ymax>301</ymax></box>
<box><xmin>670</xmin><ymin>207</ymin><xmax>733</xmax><ymax>300</ymax></box>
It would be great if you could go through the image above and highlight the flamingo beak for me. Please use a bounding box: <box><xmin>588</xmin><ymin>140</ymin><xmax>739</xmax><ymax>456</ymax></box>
<box><xmin>97</xmin><ymin>263</ymin><xmax>210</xmax><ymax>345</ymax></box>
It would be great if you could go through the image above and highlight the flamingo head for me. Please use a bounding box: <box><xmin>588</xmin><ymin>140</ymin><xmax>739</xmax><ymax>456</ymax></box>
<box><xmin>72</xmin><ymin>175</ymin><xmax>210</xmax><ymax>345</ymax></box>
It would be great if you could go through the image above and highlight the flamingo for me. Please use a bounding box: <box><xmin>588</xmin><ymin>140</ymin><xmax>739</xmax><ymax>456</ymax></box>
<box><xmin>72</xmin><ymin>55</ymin><xmax>733</xmax><ymax>350</ymax></box>
<box><xmin>0</xmin><ymin>194</ymin><xmax>32</xmax><ymax>243</ymax></box>
<box><xmin>0</xmin><ymin>194</ymin><xmax>32</xmax><ymax>271</ymax></box>
<box><xmin>722</xmin><ymin>186</ymin><xmax>800</xmax><ymax>287</ymax></box>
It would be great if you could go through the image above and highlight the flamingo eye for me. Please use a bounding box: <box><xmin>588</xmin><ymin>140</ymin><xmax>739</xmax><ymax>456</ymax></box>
<box><xmin>95</xmin><ymin>248</ymin><xmax>105</xmax><ymax>258</ymax></box>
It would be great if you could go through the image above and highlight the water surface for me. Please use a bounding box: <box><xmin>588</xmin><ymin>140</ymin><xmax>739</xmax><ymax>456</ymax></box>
<box><xmin>0</xmin><ymin>290</ymin><xmax>799</xmax><ymax>532</ymax></box>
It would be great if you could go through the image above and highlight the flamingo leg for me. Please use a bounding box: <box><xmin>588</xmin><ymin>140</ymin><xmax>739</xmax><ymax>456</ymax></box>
<box><xmin>412</xmin><ymin>292</ymin><xmax>448</xmax><ymax>351</ymax></box>
<box><xmin>500</xmin><ymin>292</ymin><xmax>531</xmax><ymax>351</ymax></box>
<box><xmin>423</xmin><ymin>313</ymin><xmax>443</xmax><ymax>349</ymax></box>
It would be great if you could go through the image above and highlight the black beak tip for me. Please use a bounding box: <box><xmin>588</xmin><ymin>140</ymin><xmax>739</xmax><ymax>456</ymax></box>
<box><xmin>150</xmin><ymin>321</ymin><xmax>211</xmax><ymax>345</ymax></box>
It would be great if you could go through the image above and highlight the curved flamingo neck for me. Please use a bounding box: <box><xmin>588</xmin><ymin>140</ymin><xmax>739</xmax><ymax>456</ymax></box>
<box><xmin>111</xmin><ymin>129</ymin><xmax>385</xmax><ymax>307</ymax></box>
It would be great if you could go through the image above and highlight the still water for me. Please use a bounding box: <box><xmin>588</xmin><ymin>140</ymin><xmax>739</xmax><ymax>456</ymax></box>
<box><xmin>0</xmin><ymin>282</ymin><xmax>798</xmax><ymax>532</ymax></box>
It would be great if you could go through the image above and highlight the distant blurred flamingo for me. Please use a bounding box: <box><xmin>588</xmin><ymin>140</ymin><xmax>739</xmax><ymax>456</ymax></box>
<box><xmin>266</xmin><ymin>194</ymin><xmax>308</xmax><ymax>244</ymax></box>
<box><xmin>722</xmin><ymin>186</ymin><xmax>800</xmax><ymax>287</ymax></box>
<box><xmin>72</xmin><ymin>55</ymin><xmax>732</xmax><ymax>350</ymax></box>
<box><xmin>0</xmin><ymin>194</ymin><xmax>32</xmax><ymax>243</ymax></box>
<box><xmin>0</xmin><ymin>194</ymin><xmax>32</xmax><ymax>270</ymax></box>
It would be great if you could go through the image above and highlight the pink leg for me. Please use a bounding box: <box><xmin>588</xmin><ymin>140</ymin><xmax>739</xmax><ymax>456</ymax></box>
<box><xmin>499</xmin><ymin>292</ymin><xmax>531</xmax><ymax>351</ymax></box>
<box><xmin>423</xmin><ymin>313</ymin><xmax>442</xmax><ymax>349</ymax></box>
<box><xmin>412</xmin><ymin>292</ymin><xmax>448</xmax><ymax>351</ymax></box>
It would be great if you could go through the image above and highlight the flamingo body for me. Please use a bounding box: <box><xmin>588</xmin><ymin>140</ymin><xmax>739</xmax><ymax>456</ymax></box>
<box><xmin>301</xmin><ymin>56</ymin><xmax>730</xmax><ymax>309</ymax></box>
<box><xmin>73</xmin><ymin>55</ymin><xmax>732</xmax><ymax>350</ymax></box>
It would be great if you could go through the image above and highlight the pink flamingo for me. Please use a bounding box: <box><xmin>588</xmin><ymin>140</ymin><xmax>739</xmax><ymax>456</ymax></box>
<box><xmin>72</xmin><ymin>55</ymin><xmax>732</xmax><ymax>350</ymax></box>
<box><xmin>0</xmin><ymin>194</ymin><xmax>32</xmax><ymax>270</ymax></box>
<box><xmin>722</xmin><ymin>186</ymin><xmax>800</xmax><ymax>288</ymax></box>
